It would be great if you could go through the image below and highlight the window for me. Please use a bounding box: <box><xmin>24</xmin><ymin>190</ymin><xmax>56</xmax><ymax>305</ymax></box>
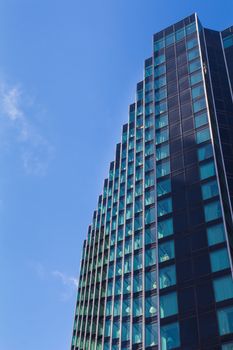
<box><xmin>146</xmin><ymin>104</ymin><xmax>153</xmax><ymax>116</ymax></box>
<box><xmin>154</xmin><ymin>64</ymin><xmax>166</xmax><ymax>78</ymax></box>
<box><xmin>145</xmin><ymin>248</ymin><xmax>157</xmax><ymax>267</ymax></box>
<box><xmin>134</xmin><ymin>252</ymin><xmax>143</xmax><ymax>270</ymax></box>
<box><xmin>145</xmin><ymin>189</ymin><xmax>155</xmax><ymax>206</ymax></box>
<box><xmin>145</xmin><ymin>226</ymin><xmax>156</xmax><ymax>244</ymax></box>
<box><xmin>145</xmin><ymin>142</ymin><xmax>154</xmax><ymax>156</ymax></box>
<box><xmin>145</xmin><ymin>128</ymin><xmax>154</xmax><ymax>142</ymax></box>
<box><xmin>154</xmin><ymin>39</ymin><xmax>165</xmax><ymax>51</ymax></box>
<box><xmin>134</xmin><ymin>273</ymin><xmax>143</xmax><ymax>292</ymax></box>
<box><xmin>133</xmin><ymin>322</ymin><xmax>142</xmax><ymax>344</ymax></box>
<box><xmin>146</xmin><ymin>323</ymin><xmax>158</xmax><ymax>347</ymax></box>
<box><xmin>106</xmin><ymin>300</ymin><xmax>112</xmax><ymax>316</ymax></box>
<box><xmin>123</xmin><ymin>276</ymin><xmax>131</xmax><ymax>294</ymax></box>
<box><xmin>155</xmin><ymin>101</ymin><xmax>168</xmax><ymax>116</ymax></box>
<box><xmin>135</xmin><ymin>214</ymin><xmax>143</xmax><ymax>230</ymax></box>
<box><xmin>115</xmin><ymin>278</ymin><xmax>122</xmax><ymax>295</ymax></box>
<box><xmin>161</xmin><ymin>322</ymin><xmax>180</xmax><ymax>350</ymax></box>
<box><xmin>158</xmin><ymin>218</ymin><xmax>173</xmax><ymax>239</ymax></box>
<box><xmin>114</xmin><ymin>299</ymin><xmax>120</xmax><ymax>317</ymax></box>
<box><xmin>207</xmin><ymin>223</ymin><xmax>225</xmax><ymax>246</ymax></box>
<box><xmin>188</xmin><ymin>48</ymin><xmax>199</xmax><ymax>61</ymax></box>
<box><xmin>155</xmin><ymin>75</ymin><xmax>166</xmax><ymax>89</ymax></box>
<box><xmin>135</xmin><ymin>197</ymin><xmax>143</xmax><ymax>213</ymax></box>
<box><xmin>204</xmin><ymin>200</ymin><xmax>222</xmax><ymax>222</ymax></box>
<box><xmin>155</xmin><ymin>53</ymin><xmax>165</xmax><ymax>66</ymax></box>
<box><xmin>145</xmin><ymin>66</ymin><xmax>153</xmax><ymax>77</ymax></box>
<box><xmin>135</xmin><ymin>182</ymin><xmax>143</xmax><ymax>196</ymax></box>
<box><xmin>145</xmin><ymin>207</ymin><xmax>156</xmax><ymax>224</ymax></box>
<box><xmin>146</xmin><ymin>295</ymin><xmax>157</xmax><ymax>317</ymax></box>
<box><xmin>189</xmin><ymin>59</ymin><xmax>201</xmax><ymax>73</ymax></box>
<box><xmin>156</xmin><ymin>143</ymin><xmax>170</xmax><ymax>160</ymax></box>
<box><xmin>166</xmin><ymin>33</ymin><xmax>175</xmax><ymax>46</ymax></box>
<box><xmin>214</xmin><ymin>275</ymin><xmax>233</xmax><ymax>302</ymax></box>
<box><xmin>201</xmin><ymin>180</ymin><xmax>219</xmax><ymax>200</ymax></box>
<box><xmin>157</xmin><ymin>178</ymin><xmax>171</xmax><ymax>197</ymax></box>
<box><xmin>155</xmin><ymin>87</ymin><xmax>167</xmax><ymax>101</ymax></box>
<box><xmin>159</xmin><ymin>265</ymin><xmax>176</xmax><ymax>289</ymax></box>
<box><xmin>186</xmin><ymin>22</ymin><xmax>196</xmax><ymax>35</ymax></box>
<box><xmin>122</xmin><ymin>298</ymin><xmax>131</xmax><ymax>316</ymax></box>
<box><xmin>157</xmin><ymin>197</ymin><xmax>172</xmax><ymax>217</ymax></box>
<box><xmin>156</xmin><ymin>114</ymin><xmax>168</xmax><ymax>129</ymax></box>
<box><xmin>160</xmin><ymin>292</ymin><xmax>178</xmax><ymax>318</ymax></box>
<box><xmin>222</xmin><ymin>343</ymin><xmax>233</xmax><ymax>350</ymax></box>
<box><xmin>210</xmin><ymin>248</ymin><xmax>230</xmax><ymax>272</ymax></box>
<box><xmin>145</xmin><ymin>172</ymin><xmax>154</xmax><ymax>188</ymax></box>
<box><xmin>156</xmin><ymin>128</ymin><xmax>169</xmax><ymax>145</ymax></box>
<box><xmin>156</xmin><ymin>160</ymin><xmax>170</xmax><ymax>178</ymax></box>
<box><xmin>112</xmin><ymin>320</ymin><xmax>120</xmax><ymax>339</ymax></box>
<box><xmin>200</xmin><ymin>160</ymin><xmax>215</xmax><ymax>179</ymax></box>
<box><xmin>122</xmin><ymin>321</ymin><xmax>130</xmax><ymax>342</ymax></box>
<box><xmin>223</xmin><ymin>34</ymin><xmax>233</xmax><ymax>49</ymax></box>
<box><xmin>145</xmin><ymin>270</ymin><xmax>157</xmax><ymax>291</ymax></box>
<box><xmin>193</xmin><ymin>98</ymin><xmax>206</xmax><ymax>113</ymax></box>
<box><xmin>133</xmin><ymin>296</ymin><xmax>143</xmax><ymax>317</ymax></box>
<box><xmin>190</xmin><ymin>71</ymin><xmax>202</xmax><ymax>85</ymax></box>
<box><xmin>217</xmin><ymin>306</ymin><xmax>233</xmax><ymax>336</ymax></box>
<box><xmin>198</xmin><ymin>143</ymin><xmax>213</xmax><ymax>161</ymax></box>
<box><xmin>176</xmin><ymin>27</ymin><xmax>185</xmax><ymax>41</ymax></box>
<box><xmin>159</xmin><ymin>240</ymin><xmax>175</xmax><ymax>262</ymax></box>
<box><xmin>134</xmin><ymin>232</ymin><xmax>143</xmax><ymax>250</ymax></box>
<box><xmin>104</xmin><ymin>319</ymin><xmax>111</xmax><ymax>337</ymax></box>
<box><xmin>187</xmin><ymin>37</ymin><xmax>198</xmax><ymax>50</ymax></box>
<box><xmin>124</xmin><ymin>238</ymin><xmax>132</xmax><ymax>255</ymax></box>
<box><xmin>195</xmin><ymin>111</ymin><xmax>208</xmax><ymax>128</ymax></box>
<box><xmin>192</xmin><ymin>84</ymin><xmax>204</xmax><ymax>99</ymax></box>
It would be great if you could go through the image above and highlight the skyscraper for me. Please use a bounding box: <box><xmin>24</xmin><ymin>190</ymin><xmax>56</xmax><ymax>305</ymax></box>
<box><xmin>71</xmin><ymin>13</ymin><xmax>233</xmax><ymax>350</ymax></box>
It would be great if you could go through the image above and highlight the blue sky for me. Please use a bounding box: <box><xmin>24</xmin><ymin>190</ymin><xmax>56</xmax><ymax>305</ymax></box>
<box><xmin>0</xmin><ymin>1</ymin><xmax>232</xmax><ymax>349</ymax></box>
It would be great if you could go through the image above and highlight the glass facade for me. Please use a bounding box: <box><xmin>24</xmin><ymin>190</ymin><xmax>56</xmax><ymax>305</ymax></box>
<box><xmin>71</xmin><ymin>14</ymin><xmax>233</xmax><ymax>350</ymax></box>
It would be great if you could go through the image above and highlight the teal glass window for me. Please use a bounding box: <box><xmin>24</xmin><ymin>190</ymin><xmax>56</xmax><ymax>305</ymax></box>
<box><xmin>158</xmin><ymin>217</ymin><xmax>173</xmax><ymax>239</ymax></box>
<box><xmin>201</xmin><ymin>180</ymin><xmax>219</xmax><ymax>200</ymax></box>
<box><xmin>155</xmin><ymin>53</ymin><xmax>165</xmax><ymax>66</ymax></box>
<box><xmin>154</xmin><ymin>39</ymin><xmax>165</xmax><ymax>51</ymax></box>
<box><xmin>134</xmin><ymin>252</ymin><xmax>143</xmax><ymax>270</ymax></box>
<box><xmin>107</xmin><ymin>281</ymin><xmax>113</xmax><ymax>297</ymax></box>
<box><xmin>156</xmin><ymin>114</ymin><xmax>168</xmax><ymax>129</ymax></box>
<box><xmin>108</xmin><ymin>264</ymin><xmax>114</xmax><ymax>278</ymax></box>
<box><xmin>192</xmin><ymin>83</ymin><xmax>204</xmax><ymax>99</ymax></box>
<box><xmin>196</xmin><ymin>127</ymin><xmax>210</xmax><ymax>144</ymax></box>
<box><xmin>154</xmin><ymin>64</ymin><xmax>166</xmax><ymax>78</ymax></box>
<box><xmin>188</xmin><ymin>48</ymin><xmax>199</xmax><ymax>61</ymax></box>
<box><xmin>145</xmin><ymin>189</ymin><xmax>155</xmax><ymax>206</ymax></box>
<box><xmin>145</xmin><ymin>157</ymin><xmax>154</xmax><ymax>172</ymax></box>
<box><xmin>129</xmin><ymin>138</ymin><xmax>134</xmax><ymax>150</ymax></box>
<box><xmin>159</xmin><ymin>265</ymin><xmax>176</xmax><ymax>289</ymax></box>
<box><xmin>145</xmin><ymin>226</ymin><xmax>156</xmax><ymax>244</ymax></box>
<box><xmin>207</xmin><ymin>223</ymin><xmax>225</xmax><ymax>246</ymax></box>
<box><xmin>117</xmin><ymin>242</ymin><xmax>123</xmax><ymax>258</ymax></box>
<box><xmin>115</xmin><ymin>278</ymin><xmax>122</xmax><ymax>295</ymax></box>
<box><xmin>223</xmin><ymin>34</ymin><xmax>233</xmax><ymax>49</ymax></box>
<box><xmin>157</xmin><ymin>197</ymin><xmax>172</xmax><ymax>217</ymax></box>
<box><xmin>176</xmin><ymin>27</ymin><xmax>185</xmax><ymax>41</ymax></box>
<box><xmin>133</xmin><ymin>296</ymin><xmax>143</xmax><ymax>317</ymax></box>
<box><xmin>136</xmin><ymin>152</ymin><xmax>143</xmax><ymax>166</ymax></box>
<box><xmin>155</xmin><ymin>101</ymin><xmax>167</xmax><ymax>116</ymax></box>
<box><xmin>145</xmin><ymin>248</ymin><xmax>156</xmax><ymax>267</ymax></box>
<box><xmin>187</xmin><ymin>37</ymin><xmax>198</xmax><ymax>50</ymax></box>
<box><xmin>112</xmin><ymin>320</ymin><xmax>120</xmax><ymax>339</ymax></box>
<box><xmin>127</xmin><ymin>176</ymin><xmax>133</xmax><ymax>189</ymax></box>
<box><xmin>145</xmin><ymin>270</ymin><xmax>157</xmax><ymax>291</ymax></box>
<box><xmin>124</xmin><ymin>238</ymin><xmax>132</xmax><ymax>255</ymax></box>
<box><xmin>193</xmin><ymin>97</ymin><xmax>206</xmax><ymax>113</ymax></box>
<box><xmin>145</xmin><ymin>128</ymin><xmax>154</xmax><ymax>142</ymax></box>
<box><xmin>136</xmin><ymin>167</ymin><xmax>143</xmax><ymax>181</ymax></box>
<box><xmin>210</xmin><ymin>248</ymin><xmax>230</xmax><ymax>272</ymax></box>
<box><xmin>124</xmin><ymin>256</ymin><xmax>131</xmax><ymax>273</ymax></box>
<box><xmin>109</xmin><ymin>247</ymin><xmax>115</xmax><ymax>261</ymax></box>
<box><xmin>146</xmin><ymin>104</ymin><xmax>153</xmax><ymax>116</ymax></box>
<box><xmin>118</xmin><ymin>228</ymin><xmax>124</xmax><ymax>241</ymax></box>
<box><xmin>222</xmin><ymin>343</ymin><xmax>233</xmax><ymax>350</ymax></box>
<box><xmin>145</xmin><ymin>172</ymin><xmax>154</xmax><ymax>188</ymax></box>
<box><xmin>204</xmin><ymin>200</ymin><xmax>222</xmax><ymax>222</ymax></box>
<box><xmin>156</xmin><ymin>143</ymin><xmax>169</xmax><ymax>160</ymax></box>
<box><xmin>154</xmin><ymin>75</ymin><xmax>166</xmax><ymax>89</ymax></box>
<box><xmin>136</xmin><ymin>90</ymin><xmax>143</xmax><ymax>102</ymax></box>
<box><xmin>161</xmin><ymin>322</ymin><xmax>180</xmax><ymax>350</ymax></box>
<box><xmin>217</xmin><ymin>306</ymin><xmax>233</xmax><ymax>336</ymax></box>
<box><xmin>135</xmin><ymin>182</ymin><xmax>143</xmax><ymax>196</ymax></box>
<box><xmin>145</xmin><ymin>142</ymin><xmax>154</xmax><ymax>156</ymax></box>
<box><xmin>145</xmin><ymin>294</ymin><xmax>157</xmax><ymax>317</ymax></box>
<box><xmin>186</xmin><ymin>22</ymin><xmax>196</xmax><ymax>35</ymax></box>
<box><xmin>145</xmin><ymin>65</ymin><xmax>153</xmax><ymax>77</ymax></box>
<box><xmin>135</xmin><ymin>214</ymin><xmax>143</xmax><ymax>230</ymax></box>
<box><xmin>157</xmin><ymin>178</ymin><xmax>171</xmax><ymax>197</ymax></box>
<box><xmin>195</xmin><ymin>111</ymin><xmax>208</xmax><ymax>128</ymax></box>
<box><xmin>136</xmin><ymin>128</ymin><xmax>143</xmax><ymax>142</ymax></box>
<box><xmin>200</xmin><ymin>160</ymin><xmax>215</xmax><ymax>179</ymax></box>
<box><xmin>145</xmin><ymin>92</ymin><xmax>153</xmax><ymax>104</ymax></box>
<box><xmin>134</xmin><ymin>273</ymin><xmax>143</xmax><ymax>292</ymax></box>
<box><xmin>106</xmin><ymin>300</ymin><xmax>112</xmax><ymax>316</ymax></box>
<box><xmin>145</xmin><ymin>81</ymin><xmax>153</xmax><ymax>92</ymax></box>
<box><xmin>122</xmin><ymin>321</ymin><xmax>130</xmax><ymax>342</ymax></box>
<box><xmin>189</xmin><ymin>59</ymin><xmax>201</xmax><ymax>73</ymax></box>
<box><xmin>104</xmin><ymin>343</ymin><xmax>110</xmax><ymax>350</ymax></box>
<box><xmin>146</xmin><ymin>323</ymin><xmax>158</xmax><ymax>347</ymax></box>
<box><xmin>145</xmin><ymin>206</ymin><xmax>156</xmax><ymax>224</ymax></box>
<box><xmin>133</xmin><ymin>322</ymin><xmax>142</xmax><ymax>344</ymax></box>
<box><xmin>136</xmin><ymin>140</ymin><xmax>143</xmax><ymax>153</ymax></box>
<box><xmin>145</xmin><ymin>114</ymin><xmax>154</xmax><ymax>128</ymax></box>
<box><xmin>155</xmin><ymin>87</ymin><xmax>167</xmax><ymax>101</ymax></box>
<box><xmin>123</xmin><ymin>276</ymin><xmax>131</xmax><ymax>294</ymax></box>
<box><xmin>156</xmin><ymin>160</ymin><xmax>170</xmax><ymax>178</ymax></box>
<box><xmin>214</xmin><ymin>275</ymin><xmax>233</xmax><ymax>302</ymax></box>
<box><xmin>122</xmin><ymin>298</ymin><xmax>131</xmax><ymax>316</ymax></box>
<box><xmin>160</xmin><ymin>292</ymin><xmax>178</xmax><ymax>318</ymax></box>
<box><xmin>135</xmin><ymin>197</ymin><xmax>143</xmax><ymax>213</ymax></box>
<box><xmin>114</xmin><ymin>299</ymin><xmax>120</xmax><ymax>317</ymax></box>
<box><xmin>159</xmin><ymin>240</ymin><xmax>175</xmax><ymax>262</ymax></box>
<box><xmin>166</xmin><ymin>33</ymin><xmax>175</xmax><ymax>46</ymax></box>
<box><xmin>104</xmin><ymin>319</ymin><xmax>111</xmax><ymax>337</ymax></box>
<box><xmin>190</xmin><ymin>71</ymin><xmax>202</xmax><ymax>85</ymax></box>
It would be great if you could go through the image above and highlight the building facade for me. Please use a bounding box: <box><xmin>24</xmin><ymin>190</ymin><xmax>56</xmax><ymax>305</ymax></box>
<box><xmin>71</xmin><ymin>14</ymin><xmax>233</xmax><ymax>350</ymax></box>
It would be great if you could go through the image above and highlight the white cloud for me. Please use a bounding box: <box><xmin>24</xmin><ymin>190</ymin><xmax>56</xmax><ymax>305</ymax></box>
<box><xmin>0</xmin><ymin>80</ymin><xmax>54</xmax><ymax>175</ymax></box>
<box><xmin>52</xmin><ymin>270</ymin><xmax>78</xmax><ymax>289</ymax></box>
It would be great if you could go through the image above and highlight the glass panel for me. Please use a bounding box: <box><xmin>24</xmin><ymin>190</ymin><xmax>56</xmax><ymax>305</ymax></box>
<box><xmin>145</xmin><ymin>172</ymin><xmax>154</xmax><ymax>188</ymax></box>
<box><xmin>161</xmin><ymin>322</ymin><xmax>180</xmax><ymax>350</ymax></box>
<box><xmin>154</xmin><ymin>39</ymin><xmax>165</xmax><ymax>51</ymax></box>
<box><xmin>156</xmin><ymin>114</ymin><xmax>168</xmax><ymax>129</ymax></box>
<box><xmin>156</xmin><ymin>160</ymin><xmax>170</xmax><ymax>178</ymax></box>
<box><xmin>193</xmin><ymin>98</ymin><xmax>206</xmax><ymax>113</ymax></box>
<box><xmin>134</xmin><ymin>232</ymin><xmax>143</xmax><ymax>250</ymax></box>
<box><xmin>166</xmin><ymin>33</ymin><xmax>175</xmax><ymax>46</ymax></box>
<box><xmin>188</xmin><ymin>48</ymin><xmax>199</xmax><ymax>61</ymax></box>
<box><xmin>123</xmin><ymin>275</ymin><xmax>131</xmax><ymax>294</ymax></box>
<box><xmin>214</xmin><ymin>275</ymin><xmax>233</xmax><ymax>302</ymax></box>
<box><xmin>145</xmin><ymin>225</ymin><xmax>156</xmax><ymax>244</ymax></box>
<box><xmin>200</xmin><ymin>161</ymin><xmax>215</xmax><ymax>179</ymax></box>
<box><xmin>189</xmin><ymin>59</ymin><xmax>201</xmax><ymax>73</ymax></box>
<box><xmin>122</xmin><ymin>321</ymin><xmax>130</xmax><ymax>342</ymax></box>
<box><xmin>156</xmin><ymin>128</ymin><xmax>169</xmax><ymax>145</ymax></box>
<box><xmin>155</xmin><ymin>87</ymin><xmax>167</xmax><ymax>101</ymax></box>
<box><xmin>146</xmin><ymin>323</ymin><xmax>158</xmax><ymax>347</ymax></box>
<box><xmin>186</xmin><ymin>22</ymin><xmax>196</xmax><ymax>35</ymax></box>
<box><xmin>204</xmin><ymin>200</ymin><xmax>222</xmax><ymax>222</ymax></box>
<box><xmin>155</xmin><ymin>101</ymin><xmax>167</xmax><ymax>116</ymax></box>
<box><xmin>157</xmin><ymin>197</ymin><xmax>172</xmax><ymax>217</ymax></box>
<box><xmin>157</xmin><ymin>178</ymin><xmax>171</xmax><ymax>197</ymax></box>
<box><xmin>154</xmin><ymin>64</ymin><xmax>166</xmax><ymax>78</ymax></box>
<box><xmin>104</xmin><ymin>319</ymin><xmax>111</xmax><ymax>337</ymax></box>
<box><xmin>134</xmin><ymin>252</ymin><xmax>143</xmax><ymax>270</ymax></box>
<box><xmin>132</xmin><ymin>322</ymin><xmax>142</xmax><ymax>344</ymax></box>
<box><xmin>145</xmin><ymin>66</ymin><xmax>153</xmax><ymax>78</ymax></box>
<box><xmin>187</xmin><ymin>37</ymin><xmax>198</xmax><ymax>49</ymax></box>
<box><xmin>135</xmin><ymin>214</ymin><xmax>143</xmax><ymax>230</ymax></box>
<box><xmin>114</xmin><ymin>299</ymin><xmax>120</xmax><ymax>316</ymax></box>
<box><xmin>158</xmin><ymin>218</ymin><xmax>173</xmax><ymax>239</ymax></box>
<box><xmin>122</xmin><ymin>298</ymin><xmax>131</xmax><ymax>316</ymax></box>
<box><xmin>134</xmin><ymin>273</ymin><xmax>143</xmax><ymax>292</ymax></box>
<box><xmin>133</xmin><ymin>296</ymin><xmax>143</xmax><ymax>317</ymax></box>
<box><xmin>201</xmin><ymin>180</ymin><xmax>219</xmax><ymax>200</ymax></box>
<box><xmin>160</xmin><ymin>292</ymin><xmax>178</xmax><ymax>318</ymax></box>
<box><xmin>207</xmin><ymin>223</ymin><xmax>226</xmax><ymax>246</ymax></box>
<box><xmin>190</xmin><ymin>71</ymin><xmax>202</xmax><ymax>85</ymax></box>
<box><xmin>145</xmin><ymin>295</ymin><xmax>157</xmax><ymax>317</ymax></box>
<box><xmin>155</xmin><ymin>76</ymin><xmax>166</xmax><ymax>89</ymax></box>
<box><xmin>159</xmin><ymin>265</ymin><xmax>176</xmax><ymax>289</ymax></box>
<box><xmin>210</xmin><ymin>248</ymin><xmax>230</xmax><ymax>272</ymax></box>
<box><xmin>112</xmin><ymin>320</ymin><xmax>120</xmax><ymax>339</ymax></box>
<box><xmin>145</xmin><ymin>189</ymin><xmax>155</xmax><ymax>206</ymax></box>
<box><xmin>156</xmin><ymin>143</ymin><xmax>169</xmax><ymax>160</ymax></box>
<box><xmin>195</xmin><ymin>111</ymin><xmax>208</xmax><ymax>128</ymax></box>
<box><xmin>115</xmin><ymin>278</ymin><xmax>122</xmax><ymax>295</ymax></box>
<box><xmin>217</xmin><ymin>306</ymin><xmax>233</xmax><ymax>336</ymax></box>
<box><xmin>124</xmin><ymin>256</ymin><xmax>131</xmax><ymax>274</ymax></box>
<box><xmin>198</xmin><ymin>143</ymin><xmax>213</xmax><ymax>161</ymax></box>
<box><xmin>192</xmin><ymin>83</ymin><xmax>204</xmax><ymax>99</ymax></box>
<box><xmin>159</xmin><ymin>240</ymin><xmax>175</xmax><ymax>262</ymax></box>
<box><xmin>222</xmin><ymin>342</ymin><xmax>233</xmax><ymax>350</ymax></box>
<box><xmin>145</xmin><ymin>207</ymin><xmax>156</xmax><ymax>224</ymax></box>
<box><xmin>145</xmin><ymin>270</ymin><xmax>157</xmax><ymax>291</ymax></box>
<box><xmin>145</xmin><ymin>248</ymin><xmax>157</xmax><ymax>267</ymax></box>
<box><xmin>155</xmin><ymin>53</ymin><xmax>165</xmax><ymax>66</ymax></box>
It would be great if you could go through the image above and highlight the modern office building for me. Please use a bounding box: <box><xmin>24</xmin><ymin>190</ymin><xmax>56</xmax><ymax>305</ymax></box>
<box><xmin>71</xmin><ymin>13</ymin><xmax>233</xmax><ymax>350</ymax></box>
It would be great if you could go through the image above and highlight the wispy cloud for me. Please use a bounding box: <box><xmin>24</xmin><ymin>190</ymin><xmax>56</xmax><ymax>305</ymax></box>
<box><xmin>0</xmin><ymin>80</ymin><xmax>54</xmax><ymax>175</ymax></box>
<box><xmin>52</xmin><ymin>270</ymin><xmax>78</xmax><ymax>301</ymax></box>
